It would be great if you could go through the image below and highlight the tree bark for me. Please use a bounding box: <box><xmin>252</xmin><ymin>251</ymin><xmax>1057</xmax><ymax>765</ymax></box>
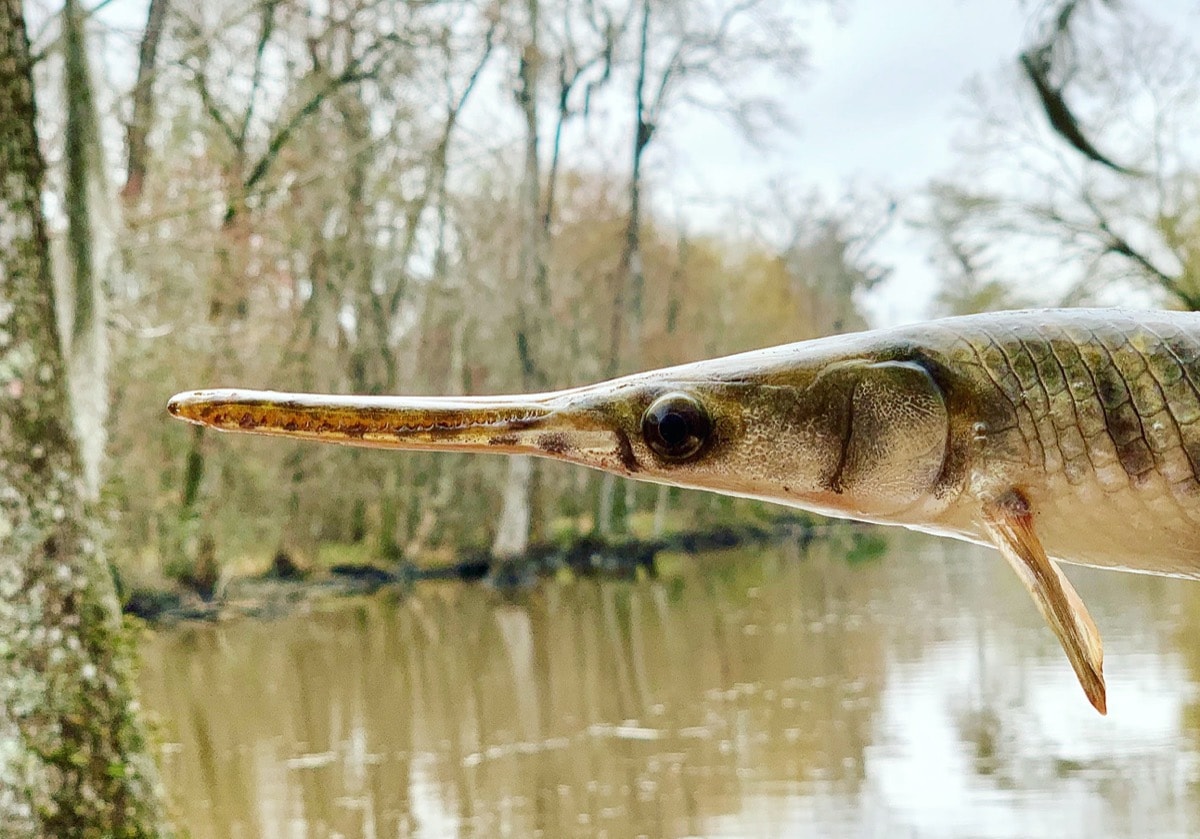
<box><xmin>0</xmin><ymin>2</ymin><xmax>169</xmax><ymax>835</ymax></box>
<box><xmin>59</xmin><ymin>0</ymin><xmax>112</xmax><ymax>502</ymax></box>
<box><xmin>621</xmin><ymin>0</ymin><xmax>652</xmax><ymax>367</ymax></box>
<box><xmin>122</xmin><ymin>0</ymin><xmax>170</xmax><ymax>200</ymax></box>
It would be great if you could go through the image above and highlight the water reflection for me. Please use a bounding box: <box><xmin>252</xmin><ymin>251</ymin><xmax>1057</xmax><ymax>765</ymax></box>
<box><xmin>139</xmin><ymin>533</ymin><xmax>1200</xmax><ymax>838</ymax></box>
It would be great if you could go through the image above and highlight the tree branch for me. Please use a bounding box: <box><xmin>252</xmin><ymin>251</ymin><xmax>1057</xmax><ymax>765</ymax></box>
<box><xmin>123</xmin><ymin>0</ymin><xmax>171</xmax><ymax>199</ymax></box>
<box><xmin>241</xmin><ymin>34</ymin><xmax>400</xmax><ymax>197</ymax></box>
<box><xmin>1020</xmin><ymin>0</ymin><xmax>1140</xmax><ymax>175</ymax></box>
<box><xmin>1081</xmin><ymin>192</ymin><xmax>1198</xmax><ymax>308</ymax></box>
<box><xmin>236</xmin><ymin>0</ymin><xmax>280</xmax><ymax>149</ymax></box>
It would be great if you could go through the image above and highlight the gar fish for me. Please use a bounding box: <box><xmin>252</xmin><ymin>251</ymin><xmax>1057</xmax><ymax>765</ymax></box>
<box><xmin>168</xmin><ymin>308</ymin><xmax>1200</xmax><ymax>714</ymax></box>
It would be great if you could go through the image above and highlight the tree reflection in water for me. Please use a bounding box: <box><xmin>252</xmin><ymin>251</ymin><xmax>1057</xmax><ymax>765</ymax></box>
<box><xmin>140</xmin><ymin>533</ymin><xmax>1200</xmax><ymax>838</ymax></box>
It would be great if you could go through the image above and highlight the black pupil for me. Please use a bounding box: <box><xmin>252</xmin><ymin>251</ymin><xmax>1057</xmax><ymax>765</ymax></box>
<box><xmin>643</xmin><ymin>393</ymin><xmax>709</xmax><ymax>460</ymax></box>
<box><xmin>658</xmin><ymin>411</ymin><xmax>689</xmax><ymax>447</ymax></box>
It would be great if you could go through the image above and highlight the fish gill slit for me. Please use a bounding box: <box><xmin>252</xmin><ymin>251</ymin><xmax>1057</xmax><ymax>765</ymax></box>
<box><xmin>904</xmin><ymin>351</ymin><xmax>958</xmax><ymax>495</ymax></box>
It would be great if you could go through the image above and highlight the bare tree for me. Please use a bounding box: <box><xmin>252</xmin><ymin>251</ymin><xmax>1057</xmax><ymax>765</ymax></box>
<box><xmin>123</xmin><ymin>0</ymin><xmax>171</xmax><ymax>201</ymax></box>
<box><xmin>55</xmin><ymin>0</ymin><xmax>114</xmax><ymax>502</ymax></box>
<box><xmin>391</xmin><ymin>13</ymin><xmax>499</xmax><ymax>558</ymax></box>
<box><xmin>1018</xmin><ymin>0</ymin><xmax>1136</xmax><ymax>175</ymax></box>
<box><xmin>923</xmin><ymin>184</ymin><xmax>1032</xmax><ymax>315</ymax></box>
<box><xmin>491</xmin><ymin>0</ymin><xmax>625</xmax><ymax>556</ymax></box>
<box><xmin>608</xmin><ymin>0</ymin><xmax>810</xmax><ymax>371</ymax></box>
<box><xmin>170</xmin><ymin>0</ymin><xmax>411</xmax><ymax>576</ymax></box>
<box><xmin>492</xmin><ymin>0</ymin><xmax>550</xmax><ymax>559</ymax></box>
<box><xmin>599</xmin><ymin>0</ymin><xmax>816</xmax><ymax>535</ymax></box>
<box><xmin>927</xmin><ymin>4</ymin><xmax>1200</xmax><ymax>310</ymax></box>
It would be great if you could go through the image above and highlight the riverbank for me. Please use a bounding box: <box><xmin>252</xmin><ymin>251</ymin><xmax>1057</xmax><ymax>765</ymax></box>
<box><xmin>121</xmin><ymin>513</ymin><xmax>886</xmax><ymax>625</ymax></box>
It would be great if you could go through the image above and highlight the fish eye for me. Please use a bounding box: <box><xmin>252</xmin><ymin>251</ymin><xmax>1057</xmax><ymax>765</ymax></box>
<box><xmin>641</xmin><ymin>392</ymin><xmax>711</xmax><ymax>461</ymax></box>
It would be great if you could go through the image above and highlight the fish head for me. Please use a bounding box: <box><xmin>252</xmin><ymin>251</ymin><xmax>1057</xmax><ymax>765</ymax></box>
<box><xmin>168</xmin><ymin>344</ymin><xmax>953</xmax><ymax>523</ymax></box>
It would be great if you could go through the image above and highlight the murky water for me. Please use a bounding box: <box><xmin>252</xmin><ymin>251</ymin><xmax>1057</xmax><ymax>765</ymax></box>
<box><xmin>139</xmin><ymin>532</ymin><xmax>1200</xmax><ymax>838</ymax></box>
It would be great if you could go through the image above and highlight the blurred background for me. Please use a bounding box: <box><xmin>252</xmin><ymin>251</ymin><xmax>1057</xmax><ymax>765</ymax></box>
<box><xmin>19</xmin><ymin>0</ymin><xmax>1200</xmax><ymax>834</ymax></box>
<box><xmin>25</xmin><ymin>0</ymin><xmax>1198</xmax><ymax>585</ymax></box>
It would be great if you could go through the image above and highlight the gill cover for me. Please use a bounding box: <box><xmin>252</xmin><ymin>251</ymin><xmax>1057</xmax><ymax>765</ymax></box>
<box><xmin>808</xmin><ymin>359</ymin><xmax>949</xmax><ymax>516</ymax></box>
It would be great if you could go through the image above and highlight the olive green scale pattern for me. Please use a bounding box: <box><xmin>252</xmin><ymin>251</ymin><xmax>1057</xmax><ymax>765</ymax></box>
<box><xmin>925</xmin><ymin>312</ymin><xmax>1200</xmax><ymax>502</ymax></box>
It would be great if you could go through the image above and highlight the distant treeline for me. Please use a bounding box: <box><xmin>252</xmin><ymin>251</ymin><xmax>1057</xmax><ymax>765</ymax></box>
<box><xmin>49</xmin><ymin>0</ymin><xmax>883</xmax><ymax>585</ymax></box>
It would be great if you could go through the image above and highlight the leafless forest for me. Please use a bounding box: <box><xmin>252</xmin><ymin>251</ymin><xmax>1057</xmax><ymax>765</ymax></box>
<box><xmin>21</xmin><ymin>0</ymin><xmax>1200</xmax><ymax>589</ymax></box>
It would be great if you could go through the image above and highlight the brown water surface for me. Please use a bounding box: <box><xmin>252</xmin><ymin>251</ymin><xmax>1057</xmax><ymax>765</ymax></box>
<box><xmin>139</xmin><ymin>533</ymin><xmax>1200</xmax><ymax>838</ymax></box>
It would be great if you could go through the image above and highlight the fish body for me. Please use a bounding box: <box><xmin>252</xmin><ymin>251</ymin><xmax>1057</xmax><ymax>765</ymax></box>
<box><xmin>169</xmin><ymin>308</ymin><xmax>1200</xmax><ymax>713</ymax></box>
<box><xmin>786</xmin><ymin>308</ymin><xmax>1200</xmax><ymax>578</ymax></box>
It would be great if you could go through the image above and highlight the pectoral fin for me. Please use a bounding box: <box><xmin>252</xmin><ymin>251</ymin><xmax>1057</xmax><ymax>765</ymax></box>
<box><xmin>982</xmin><ymin>489</ymin><xmax>1106</xmax><ymax>714</ymax></box>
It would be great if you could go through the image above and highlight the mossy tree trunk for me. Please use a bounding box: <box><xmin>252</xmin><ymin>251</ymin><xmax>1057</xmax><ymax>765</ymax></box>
<box><xmin>0</xmin><ymin>2</ymin><xmax>169</xmax><ymax>836</ymax></box>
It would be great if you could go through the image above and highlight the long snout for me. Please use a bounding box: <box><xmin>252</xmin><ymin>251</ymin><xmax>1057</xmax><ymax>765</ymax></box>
<box><xmin>166</xmin><ymin>388</ymin><xmax>637</xmax><ymax>472</ymax></box>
